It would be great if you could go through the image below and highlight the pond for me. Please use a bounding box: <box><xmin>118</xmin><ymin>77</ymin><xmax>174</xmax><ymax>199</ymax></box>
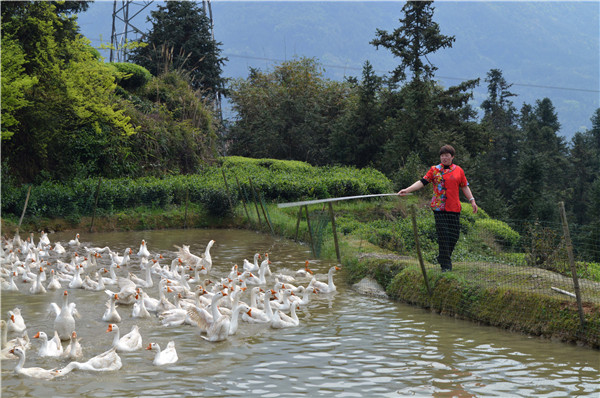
<box><xmin>1</xmin><ymin>229</ymin><xmax>598</xmax><ymax>397</ymax></box>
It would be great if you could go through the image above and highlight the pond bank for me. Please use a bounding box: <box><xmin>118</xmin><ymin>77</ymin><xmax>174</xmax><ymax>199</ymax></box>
<box><xmin>3</xmin><ymin>207</ymin><xmax>599</xmax><ymax>350</ymax></box>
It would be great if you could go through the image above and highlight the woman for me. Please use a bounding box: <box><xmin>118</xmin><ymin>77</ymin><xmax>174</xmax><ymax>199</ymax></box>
<box><xmin>398</xmin><ymin>145</ymin><xmax>477</xmax><ymax>272</ymax></box>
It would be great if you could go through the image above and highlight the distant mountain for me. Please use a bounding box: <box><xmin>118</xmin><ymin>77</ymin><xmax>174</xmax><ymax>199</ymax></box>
<box><xmin>76</xmin><ymin>1</ymin><xmax>599</xmax><ymax>140</ymax></box>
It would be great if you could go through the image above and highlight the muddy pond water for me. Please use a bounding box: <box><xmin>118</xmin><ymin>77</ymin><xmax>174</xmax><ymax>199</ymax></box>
<box><xmin>1</xmin><ymin>228</ymin><xmax>598</xmax><ymax>397</ymax></box>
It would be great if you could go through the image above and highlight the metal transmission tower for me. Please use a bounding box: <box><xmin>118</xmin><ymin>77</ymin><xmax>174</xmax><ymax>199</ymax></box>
<box><xmin>110</xmin><ymin>0</ymin><xmax>154</xmax><ymax>62</ymax></box>
<box><xmin>202</xmin><ymin>0</ymin><xmax>222</xmax><ymax>120</ymax></box>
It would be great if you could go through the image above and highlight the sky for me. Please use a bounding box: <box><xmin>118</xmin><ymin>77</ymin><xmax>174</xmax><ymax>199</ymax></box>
<box><xmin>76</xmin><ymin>0</ymin><xmax>600</xmax><ymax>139</ymax></box>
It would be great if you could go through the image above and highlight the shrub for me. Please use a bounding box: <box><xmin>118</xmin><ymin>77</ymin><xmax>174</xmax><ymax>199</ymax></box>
<box><xmin>475</xmin><ymin>218</ymin><xmax>521</xmax><ymax>249</ymax></box>
<box><xmin>110</xmin><ymin>62</ymin><xmax>152</xmax><ymax>90</ymax></box>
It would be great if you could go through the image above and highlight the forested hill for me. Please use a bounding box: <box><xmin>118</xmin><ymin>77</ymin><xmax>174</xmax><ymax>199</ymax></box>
<box><xmin>77</xmin><ymin>1</ymin><xmax>599</xmax><ymax>139</ymax></box>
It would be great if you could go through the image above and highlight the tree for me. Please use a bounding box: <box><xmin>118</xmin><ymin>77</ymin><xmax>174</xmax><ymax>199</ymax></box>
<box><xmin>129</xmin><ymin>1</ymin><xmax>227</xmax><ymax>99</ymax></box>
<box><xmin>472</xmin><ymin>69</ymin><xmax>521</xmax><ymax>218</ymax></box>
<box><xmin>328</xmin><ymin>61</ymin><xmax>387</xmax><ymax>168</ymax></box>
<box><xmin>1</xmin><ymin>1</ymin><xmax>134</xmax><ymax>182</ymax></box>
<box><xmin>0</xmin><ymin>34</ymin><xmax>38</xmax><ymax>140</ymax></box>
<box><xmin>369</xmin><ymin>0</ymin><xmax>479</xmax><ymax>176</ymax></box>
<box><xmin>370</xmin><ymin>0</ymin><xmax>455</xmax><ymax>84</ymax></box>
<box><xmin>512</xmin><ymin>98</ymin><xmax>568</xmax><ymax>222</ymax></box>
<box><xmin>227</xmin><ymin>58</ymin><xmax>351</xmax><ymax>165</ymax></box>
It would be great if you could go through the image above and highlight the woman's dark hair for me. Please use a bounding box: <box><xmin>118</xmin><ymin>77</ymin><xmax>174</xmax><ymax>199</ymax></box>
<box><xmin>439</xmin><ymin>145</ymin><xmax>455</xmax><ymax>156</ymax></box>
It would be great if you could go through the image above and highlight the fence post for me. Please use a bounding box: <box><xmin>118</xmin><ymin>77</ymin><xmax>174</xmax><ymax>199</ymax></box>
<box><xmin>234</xmin><ymin>175</ymin><xmax>250</xmax><ymax>221</ymax></box>
<box><xmin>294</xmin><ymin>207</ymin><xmax>303</xmax><ymax>241</ymax></box>
<box><xmin>258</xmin><ymin>193</ymin><xmax>274</xmax><ymax>234</ymax></box>
<box><xmin>328</xmin><ymin>202</ymin><xmax>341</xmax><ymax>264</ymax></box>
<box><xmin>558</xmin><ymin>201</ymin><xmax>585</xmax><ymax>328</ymax></box>
<box><xmin>17</xmin><ymin>185</ymin><xmax>32</xmax><ymax>234</ymax></box>
<box><xmin>304</xmin><ymin>205</ymin><xmax>316</xmax><ymax>257</ymax></box>
<box><xmin>248</xmin><ymin>177</ymin><xmax>262</xmax><ymax>227</ymax></box>
<box><xmin>411</xmin><ymin>205</ymin><xmax>432</xmax><ymax>297</ymax></box>
<box><xmin>221</xmin><ymin>168</ymin><xmax>234</xmax><ymax>211</ymax></box>
<box><xmin>183</xmin><ymin>186</ymin><xmax>189</xmax><ymax>229</ymax></box>
<box><xmin>89</xmin><ymin>177</ymin><xmax>102</xmax><ymax>232</ymax></box>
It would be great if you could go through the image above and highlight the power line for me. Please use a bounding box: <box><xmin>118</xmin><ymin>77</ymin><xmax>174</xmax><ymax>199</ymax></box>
<box><xmin>224</xmin><ymin>53</ymin><xmax>600</xmax><ymax>94</ymax></box>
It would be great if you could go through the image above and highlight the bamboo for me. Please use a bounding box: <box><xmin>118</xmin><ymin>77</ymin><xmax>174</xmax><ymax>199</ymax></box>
<box><xmin>411</xmin><ymin>205</ymin><xmax>432</xmax><ymax>297</ymax></box>
<box><xmin>304</xmin><ymin>205</ymin><xmax>316</xmax><ymax>257</ymax></box>
<box><xmin>558</xmin><ymin>201</ymin><xmax>585</xmax><ymax>328</ymax></box>
<box><xmin>89</xmin><ymin>177</ymin><xmax>102</xmax><ymax>232</ymax></box>
<box><xmin>278</xmin><ymin>193</ymin><xmax>401</xmax><ymax>208</ymax></box>
<box><xmin>328</xmin><ymin>202</ymin><xmax>341</xmax><ymax>264</ymax></box>
<box><xmin>248</xmin><ymin>177</ymin><xmax>262</xmax><ymax>227</ymax></box>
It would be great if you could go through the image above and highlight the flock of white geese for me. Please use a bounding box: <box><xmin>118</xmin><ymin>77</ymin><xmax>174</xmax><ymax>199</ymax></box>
<box><xmin>0</xmin><ymin>231</ymin><xmax>340</xmax><ymax>380</ymax></box>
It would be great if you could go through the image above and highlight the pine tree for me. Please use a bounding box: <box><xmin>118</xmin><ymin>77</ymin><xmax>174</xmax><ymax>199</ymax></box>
<box><xmin>129</xmin><ymin>1</ymin><xmax>227</xmax><ymax>99</ymax></box>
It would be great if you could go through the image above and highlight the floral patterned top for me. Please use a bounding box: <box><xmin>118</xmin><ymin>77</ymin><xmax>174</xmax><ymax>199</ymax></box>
<box><xmin>421</xmin><ymin>164</ymin><xmax>468</xmax><ymax>213</ymax></box>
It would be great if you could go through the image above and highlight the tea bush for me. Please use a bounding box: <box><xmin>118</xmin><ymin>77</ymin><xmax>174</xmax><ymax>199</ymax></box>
<box><xmin>1</xmin><ymin>157</ymin><xmax>392</xmax><ymax>219</ymax></box>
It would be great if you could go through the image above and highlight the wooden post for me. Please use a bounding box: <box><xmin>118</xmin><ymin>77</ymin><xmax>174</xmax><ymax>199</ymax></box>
<box><xmin>221</xmin><ymin>168</ymin><xmax>234</xmax><ymax>211</ymax></box>
<box><xmin>17</xmin><ymin>185</ymin><xmax>32</xmax><ymax>233</ymax></box>
<box><xmin>89</xmin><ymin>177</ymin><xmax>102</xmax><ymax>232</ymax></box>
<box><xmin>294</xmin><ymin>207</ymin><xmax>303</xmax><ymax>241</ymax></box>
<box><xmin>248</xmin><ymin>177</ymin><xmax>262</xmax><ymax>227</ymax></box>
<box><xmin>411</xmin><ymin>206</ymin><xmax>432</xmax><ymax>296</ymax></box>
<box><xmin>328</xmin><ymin>202</ymin><xmax>341</xmax><ymax>264</ymax></box>
<box><xmin>558</xmin><ymin>201</ymin><xmax>585</xmax><ymax>328</ymax></box>
<box><xmin>234</xmin><ymin>175</ymin><xmax>250</xmax><ymax>221</ymax></box>
<box><xmin>183</xmin><ymin>186</ymin><xmax>189</xmax><ymax>229</ymax></box>
<box><xmin>304</xmin><ymin>205</ymin><xmax>316</xmax><ymax>257</ymax></box>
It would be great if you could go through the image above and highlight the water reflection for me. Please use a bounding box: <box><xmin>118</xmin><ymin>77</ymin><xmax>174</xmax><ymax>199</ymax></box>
<box><xmin>1</xmin><ymin>229</ymin><xmax>599</xmax><ymax>397</ymax></box>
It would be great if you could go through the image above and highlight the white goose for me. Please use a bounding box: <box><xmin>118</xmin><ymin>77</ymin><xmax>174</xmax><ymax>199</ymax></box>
<box><xmin>68</xmin><ymin>233</ymin><xmax>81</xmax><ymax>247</ymax></box>
<box><xmin>107</xmin><ymin>324</ymin><xmax>143</xmax><ymax>352</ymax></box>
<box><xmin>241</xmin><ymin>287</ymin><xmax>271</xmax><ymax>324</ymax></box>
<box><xmin>63</xmin><ymin>331</ymin><xmax>83</xmax><ymax>359</ymax></box>
<box><xmin>105</xmin><ymin>277</ymin><xmax>137</xmax><ymax>305</ymax></box>
<box><xmin>102</xmin><ymin>293</ymin><xmax>122</xmax><ymax>323</ymax></box>
<box><xmin>1</xmin><ymin>320</ymin><xmax>29</xmax><ymax>360</ymax></box>
<box><xmin>52</xmin><ymin>242</ymin><xmax>66</xmax><ymax>255</ymax></box>
<box><xmin>9</xmin><ymin>346</ymin><xmax>57</xmax><ymax>380</ymax></box>
<box><xmin>242</xmin><ymin>253</ymin><xmax>261</xmax><ymax>273</ymax></box>
<box><xmin>7</xmin><ymin>308</ymin><xmax>27</xmax><ymax>335</ymax></box>
<box><xmin>146</xmin><ymin>341</ymin><xmax>178</xmax><ymax>366</ymax></box>
<box><xmin>243</xmin><ymin>258</ymin><xmax>270</xmax><ymax>286</ymax></box>
<box><xmin>29</xmin><ymin>267</ymin><xmax>47</xmax><ymax>294</ymax></box>
<box><xmin>49</xmin><ymin>291</ymin><xmax>78</xmax><ymax>340</ymax></box>
<box><xmin>200</xmin><ymin>303</ymin><xmax>250</xmax><ymax>342</ymax></box>
<box><xmin>100</xmin><ymin>262</ymin><xmax>120</xmax><ymax>286</ymax></box>
<box><xmin>270</xmin><ymin>301</ymin><xmax>300</xmax><ymax>329</ymax></box>
<box><xmin>82</xmin><ymin>272</ymin><xmax>106</xmax><ymax>292</ymax></box>
<box><xmin>186</xmin><ymin>290</ymin><xmax>227</xmax><ymax>334</ymax></box>
<box><xmin>39</xmin><ymin>231</ymin><xmax>51</xmax><ymax>246</ymax></box>
<box><xmin>68</xmin><ymin>265</ymin><xmax>84</xmax><ymax>289</ymax></box>
<box><xmin>132</xmin><ymin>293</ymin><xmax>151</xmax><ymax>319</ymax></box>
<box><xmin>2</xmin><ymin>271</ymin><xmax>19</xmax><ymax>291</ymax></box>
<box><xmin>295</xmin><ymin>260</ymin><xmax>314</xmax><ymax>278</ymax></box>
<box><xmin>111</xmin><ymin>248</ymin><xmax>132</xmax><ymax>267</ymax></box>
<box><xmin>53</xmin><ymin>347</ymin><xmax>121</xmax><ymax>376</ymax></box>
<box><xmin>129</xmin><ymin>264</ymin><xmax>153</xmax><ymax>288</ymax></box>
<box><xmin>34</xmin><ymin>331</ymin><xmax>64</xmax><ymax>357</ymax></box>
<box><xmin>309</xmin><ymin>265</ymin><xmax>341</xmax><ymax>294</ymax></box>
<box><xmin>46</xmin><ymin>269</ymin><xmax>62</xmax><ymax>290</ymax></box>
<box><xmin>137</xmin><ymin>239</ymin><xmax>151</xmax><ymax>258</ymax></box>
